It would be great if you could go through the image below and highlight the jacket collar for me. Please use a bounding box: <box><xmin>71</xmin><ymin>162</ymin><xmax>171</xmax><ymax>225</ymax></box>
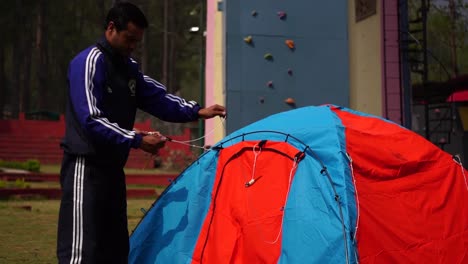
<box><xmin>97</xmin><ymin>36</ymin><xmax>127</xmax><ymax>63</ymax></box>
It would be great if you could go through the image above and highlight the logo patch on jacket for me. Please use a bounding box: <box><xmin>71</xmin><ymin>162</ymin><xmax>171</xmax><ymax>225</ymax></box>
<box><xmin>128</xmin><ymin>79</ymin><xmax>136</xmax><ymax>96</ymax></box>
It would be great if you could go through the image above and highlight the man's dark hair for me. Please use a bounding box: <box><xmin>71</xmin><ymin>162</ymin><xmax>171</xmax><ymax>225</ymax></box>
<box><xmin>105</xmin><ymin>2</ymin><xmax>148</xmax><ymax>31</ymax></box>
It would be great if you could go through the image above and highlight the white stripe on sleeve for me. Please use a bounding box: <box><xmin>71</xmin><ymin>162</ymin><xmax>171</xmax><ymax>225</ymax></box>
<box><xmin>83</xmin><ymin>47</ymin><xmax>136</xmax><ymax>138</ymax></box>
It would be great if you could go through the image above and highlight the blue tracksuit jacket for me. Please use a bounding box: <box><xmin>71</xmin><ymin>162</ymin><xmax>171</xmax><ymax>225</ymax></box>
<box><xmin>61</xmin><ymin>38</ymin><xmax>201</xmax><ymax>167</ymax></box>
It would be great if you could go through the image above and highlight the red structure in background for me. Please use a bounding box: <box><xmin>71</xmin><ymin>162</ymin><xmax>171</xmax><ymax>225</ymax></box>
<box><xmin>413</xmin><ymin>74</ymin><xmax>468</xmax><ymax>103</ymax></box>
<box><xmin>381</xmin><ymin>0</ymin><xmax>403</xmax><ymax>124</ymax></box>
<box><xmin>0</xmin><ymin>113</ymin><xmax>192</xmax><ymax>169</ymax></box>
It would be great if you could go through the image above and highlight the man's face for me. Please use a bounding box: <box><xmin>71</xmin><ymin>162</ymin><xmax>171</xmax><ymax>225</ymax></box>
<box><xmin>106</xmin><ymin>21</ymin><xmax>144</xmax><ymax>57</ymax></box>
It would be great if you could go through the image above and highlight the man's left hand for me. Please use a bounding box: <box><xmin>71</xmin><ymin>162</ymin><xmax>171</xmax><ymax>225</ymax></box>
<box><xmin>198</xmin><ymin>104</ymin><xmax>226</xmax><ymax>119</ymax></box>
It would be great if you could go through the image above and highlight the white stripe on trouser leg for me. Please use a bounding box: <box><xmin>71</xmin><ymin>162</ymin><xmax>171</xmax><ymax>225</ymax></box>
<box><xmin>70</xmin><ymin>156</ymin><xmax>84</xmax><ymax>264</ymax></box>
<box><xmin>77</xmin><ymin>156</ymin><xmax>84</xmax><ymax>264</ymax></box>
<box><xmin>70</xmin><ymin>157</ymin><xmax>78</xmax><ymax>263</ymax></box>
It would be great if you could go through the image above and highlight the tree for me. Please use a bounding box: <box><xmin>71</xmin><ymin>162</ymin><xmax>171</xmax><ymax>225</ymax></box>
<box><xmin>0</xmin><ymin>1</ymin><xmax>16</xmax><ymax>118</ymax></box>
<box><xmin>427</xmin><ymin>0</ymin><xmax>468</xmax><ymax>80</ymax></box>
<box><xmin>0</xmin><ymin>0</ymin><xmax>204</xmax><ymax>133</ymax></box>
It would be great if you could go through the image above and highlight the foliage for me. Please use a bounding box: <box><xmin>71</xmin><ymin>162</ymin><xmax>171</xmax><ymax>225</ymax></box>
<box><xmin>409</xmin><ymin>0</ymin><xmax>468</xmax><ymax>82</ymax></box>
<box><xmin>428</xmin><ymin>0</ymin><xmax>468</xmax><ymax>78</ymax></box>
<box><xmin>0</xmin><ymin>178</ymin><xmax>31</xmax><ymax>189</ymax></box>
<box><xmin>14</xmin><ymin>178</ymin><xmax>31</xmax><ymax>189</ymax></box>
<box><xmin>0</xmin><ymin>0</ymin><xmax>205</xmax><ymax>132</ymax></box>
<box><xmin>0</xmin><ymin>159</ymin><xmax>41</xmax><ymax>172</ymax></box>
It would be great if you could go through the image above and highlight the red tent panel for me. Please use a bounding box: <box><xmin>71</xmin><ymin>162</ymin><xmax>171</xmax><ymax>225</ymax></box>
<box><xmin>191</xmin><ymin>141</ymin><xmax>301</xmax><ymax>264</ymax></box>
<box><xmin>333</xmin><ymin>108</ymin><xmax>468</xmax><ymax>263</ymax></box>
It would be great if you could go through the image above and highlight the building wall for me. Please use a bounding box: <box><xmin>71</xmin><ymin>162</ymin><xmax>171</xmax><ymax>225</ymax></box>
<box><xmin>205</xmin><ymin>0</ymin><xmax>402</xmax><ymax>143</ymax></box>
<box><xmin>223</xmin><ymin>0</ymin><xmax>350</xmax><ymax>134</ymax></box>
<box><xmin>205</xmin><ymin>1</ymin><xmax>226</xmax><ymax>145</ymax></box>
<box><xmin>348</xmin><ymin>0</ymin><xmax>383</xmax><ymax>116</ymax></box>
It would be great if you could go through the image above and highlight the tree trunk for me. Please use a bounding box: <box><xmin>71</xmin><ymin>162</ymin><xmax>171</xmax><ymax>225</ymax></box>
<box><xmin>168</xmin><ymin>0</ymin><xmax>176</xmax><ymax>93</ymax></box>
<box><xmin>11</xmin><ymin>0</ymin><xmax>23</xmax><ymax>118</ymax></box>
<box><xmin>22</xmin><ymin>34</ymin><xmax>32</xmax><ymax>114</ymax></box>
<box><xmin>97</xmin><ymin>0</ymin><xmax>107</xmax><ymax>24</ymax></box>
<box><xmin>167</xmin><ymin>0</ymin><xmax>176</xmax><ymax>93</ymax></box>
<box><xmin>36</xmin><ymin>0</ymin><xmax>49</xmax><ymax>111</ymax></box>
<box><xmin>448</xmin><ymin>0</ymin><xmax>459</xmax><ymax>77</ymax></box>
<box><xmin>74</xmin><ymin>0</ymin><xmax>85</xmax><ymax>53</ymax></box>
<box><xmin>0</xmin><ymin>47</ymin><xmax>5</xmax><ymax>118</ymax></box>
<box><xmin>141</xmin><ymin>1</ymin><xmax>148</xmax><ymax>73</ymax></box>
<box><xmin>162</xmin><ymin>0</ymin><xmax>169</xmax><ymax>85</ymax></box>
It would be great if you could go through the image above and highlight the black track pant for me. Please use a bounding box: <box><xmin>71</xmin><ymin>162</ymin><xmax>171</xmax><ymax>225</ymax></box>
<box><xmin>57</xmin><ymin>153</ymin><xmax>129</xmax><ymax>264</ymax></box>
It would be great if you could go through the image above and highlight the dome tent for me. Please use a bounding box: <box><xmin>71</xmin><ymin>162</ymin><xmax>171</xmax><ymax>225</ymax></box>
<box><xmin>129</xmin><ymin>105</ymin><xmax>468</xmax><ymax>263</ymax></box>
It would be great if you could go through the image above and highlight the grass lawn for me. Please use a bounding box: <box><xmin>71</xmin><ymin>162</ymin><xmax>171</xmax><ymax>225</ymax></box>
<box><xmin>0</xmin><ymin>199</ymin><xmax>156</xmax><ymax>264</ymax></box>
<box><xmin>0</xmin><ymin>162</ymin><xmax>173</xmax><ymax>262</ymax></box>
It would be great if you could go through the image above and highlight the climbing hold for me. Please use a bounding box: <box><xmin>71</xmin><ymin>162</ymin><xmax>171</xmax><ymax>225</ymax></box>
<box><xmin>264</xmin><ymin>53</ymin><xmax>273</xmax><ymax>60</ymax></box>
<box><xmin>277</xmin><ymin>11</ymin><xmax>287</xmax><ymax>20</ymax></box>
<box><xmin>267</xmin><ymin>81</ymin><xmax>273</xmax><ymax>87</ymax></box>
<box><xmin>259</xmin><ymin>97</ymin><xmax>265</xmax><ymax>104</ymax></box>
<box><xmin>285</xmin><ymin>97</ymin><xmax>295</xmax><ymax>105</ymax></box>
<box><xmin>285</xmin><ymin>39</ymin><xmax>295</xmax><ymax>50</ymax></box>
<box><xmin>251</xmin><ymin>10</ymin><xmax>258</xmax><ymax>17</ymax></box>
<box><xmin>244</xmin><ymin>35</ymin><xmax>253</xmax><ymax>44</ymax></box>
<box><xmin>287</xmin><ymin>68</ymin><xmax>293</xmax><ymax>75</ymax></box>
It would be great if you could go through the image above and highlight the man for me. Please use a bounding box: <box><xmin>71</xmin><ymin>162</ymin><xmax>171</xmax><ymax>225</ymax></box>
<box><xmin>57</xmin><ymin>2</ymin><xmax>225</xmax><ymax>263</ymax></box>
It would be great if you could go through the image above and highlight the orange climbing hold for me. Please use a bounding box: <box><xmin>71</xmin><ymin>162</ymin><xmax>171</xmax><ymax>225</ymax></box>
<box><xmin>285</xmin><ymin>98</ymin><xmax>295</xmax><ymax>104</ymax></box>
<box><xmin>285</xmin><ymin>40</ymin><xmax>295</xmax><ymax>50</ymax></box>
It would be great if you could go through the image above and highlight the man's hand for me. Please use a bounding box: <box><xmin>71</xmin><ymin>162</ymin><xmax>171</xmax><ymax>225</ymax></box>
<box><xmin>139</xmin><ymin>134</ymin><xmax>167</xmax><ymax>154</ymax></box>
<box><xmin>198</xmin><ymin>104</ymin><xmax>226</xmax><ymax>119</ymax></box>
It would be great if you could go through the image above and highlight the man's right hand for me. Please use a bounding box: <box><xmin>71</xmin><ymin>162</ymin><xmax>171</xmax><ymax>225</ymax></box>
<box><xmin>139</xmin><ymin>134</ymin><xmax>167</xmax><ymax>154</ymax></box>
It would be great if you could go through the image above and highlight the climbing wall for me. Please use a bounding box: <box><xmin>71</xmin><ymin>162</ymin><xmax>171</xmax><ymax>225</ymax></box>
<box><xmin>225</xmin><ymin>1</ymin><xmax>350</xmax><ymax>133</ymax></box>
